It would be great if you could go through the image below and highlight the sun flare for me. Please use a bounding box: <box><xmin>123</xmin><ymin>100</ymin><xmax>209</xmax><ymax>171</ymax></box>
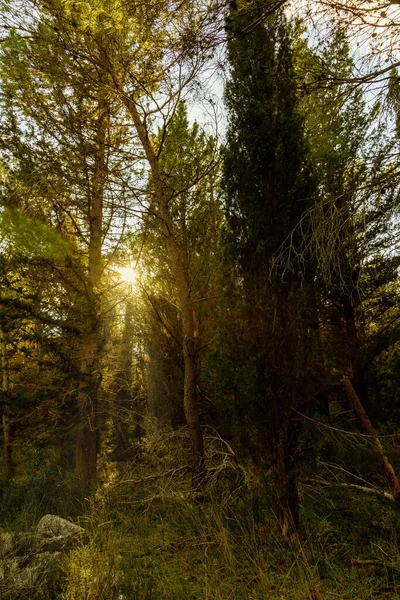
<box><xmin>116</xmin><ymin>266</ymin><xmax>139</xmax><ymax>287</ymax></box>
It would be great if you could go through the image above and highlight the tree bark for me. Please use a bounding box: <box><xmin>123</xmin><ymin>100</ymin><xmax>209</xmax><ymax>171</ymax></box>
<box><xmin>76</xmin><ymin>334</ymin><xmax>102</xmax><ymax>483</ymax></box>
<box><xmin>0</xmin><ymin>327</ymin><xmax>13</xmax><ymax>480</ymax></box>
<box><xmin>113</xmin><ymin>300</ymin><xmax>142</xmax><ymax>458</ymax></box>
<box><xmin>342</xmin><ymin>375</ymin><xmax>400</xmax><ymax>502</ymax></box>
<box><xmin>75</xmin><ymin>96</ymin><xmax>108</xmax><ymax>484</ymax></box>
<box><xmin>274</xmin><ymin>417</ymin><xmax>300</xmax><ymax>537</ymax></box>
<box><xmin>343</xmin><ymin>298</ymin><xmax>366</xmax><ymax>402</ymax></box>
<box><xmin>271</xmin><ymin>285</ymin><xmax>301</xmax><ymax>535</ymax></box>
<box><xmin>121</xmin><ymin>94</ymin><xmax>205</xmax><ymax>485</ymax></box>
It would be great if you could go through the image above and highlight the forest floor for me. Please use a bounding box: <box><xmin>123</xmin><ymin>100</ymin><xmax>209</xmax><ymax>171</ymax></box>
<box><xmin>2</xmin><ymin>475</ymin><xmax>400</xmax><ymax>599</ymax></box>
<box><xmin>2</xmin><ymin>425</ymin><xmax>400</xmax><ymax>599</ymax></box>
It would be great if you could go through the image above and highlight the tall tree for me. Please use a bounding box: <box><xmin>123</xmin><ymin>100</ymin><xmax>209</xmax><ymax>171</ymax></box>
<box><xmin>1</xmin><ymin>0</ymin><xmax>220</xmax><ymax>486</ymax></box>
<box><xmin>221</xmin><ymin>1</ymin><xmax>317</xmax><ymax>534</ymax></box>
<box><xmin>297</xmin><ymin>31</ymin><xmax>400</xmax><ymax>420</ymax></box>
<box><xmin>85</xmin><ymin>3</ymin><xmax>219</xmax><ymax>485</ymax></box>
<box><xmin>140</xmin><ymin>101</ymin><xmax>221</xmax><ymax>477</ymax></box>
<box><xmin>0</xmin><ymin>9</ymin><xmax>131</xmax><ymax>483</ymax></box>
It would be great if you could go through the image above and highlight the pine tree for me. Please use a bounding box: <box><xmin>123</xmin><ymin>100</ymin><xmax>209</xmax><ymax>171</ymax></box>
<box><xmin>299</xmin><ymin>31</ymin><xmax>400</xmax><ymax>422</ymax></box>
<box><xmin>0</xmin><ymin>5</ymin><xmax>130</xmax><ymax>483</ymax></box>
<box><xmin>141</xmin><ymin>101</ymin><xmax>221</xmax><ymax>473</ymax></box>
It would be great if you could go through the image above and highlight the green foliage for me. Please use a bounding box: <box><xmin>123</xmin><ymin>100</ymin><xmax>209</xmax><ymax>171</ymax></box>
<box><xmin>223</xmin><ymin>5</ymin><xmax>315</xmax><ymax>277</ymax></box>
<box><xmin>296</xmin><ymin>30</ymin><xmax>400</xmax><ymax>424</ymax></box>
<box><xmin>155</xmin><ymin>100</ymin><xmax>221</xmax><ymax>296</ymax></box>
<box><xmin>0</xmin><ymin>207</ymin><xmax>70</xmax><ymax>259</ymax></box>
<box><xmin>0</xmin><ymin>445</ymin><xmax>84</xmax><ymax>529</ymax></box>
<box><xmin>1</xmin><ymin>3</ymin><xmax>400</xmax><ymax>597</ymax></box>
<box><xmin>216</xmin><ymin>6</ymin><xmax>320</xmax><ymax>513</ymax></box>
<box><xmin>296</xmin><ymin>29</ymin><xmax>395</xmax><ymax>292</ymax></box>
<box><xmin>138</xmin><ymin>101</ymin><xmax>222</xmax><ymax>425</ymax></box>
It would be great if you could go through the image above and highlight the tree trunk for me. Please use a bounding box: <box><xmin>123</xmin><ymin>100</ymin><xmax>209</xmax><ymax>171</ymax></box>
<box><xmin>113</xmin><ymin>300</ymin><xmax>141</xmax><ymax>458</ymax></box>
<box><xmin>76</xmin><ymin>96</ymin><xmax>108</xmax><ymax>484</ymax></box>
<box><xmin>76</xmin><ymin>334</ymin><xmax>101</xmax><ymax>483</ymax></box>
<box><xmin>122</xmin><ymin>95</ymin><xmax>205</xmax><ymax>485</ymax></box>
<box><xmin>342</xmin><ymin>375</ymin><xmax>400</xmax><ymax>502</ymax></box>
<box><xmin>0</xmin><ymin>327</ymin><xmax>13</xmax><ymax>480</ymax></box>
<box><xmin>271</xmin><ymin>285</ymin><xmax>301</xmax><ymax>535</ymax></box>
<box><xmin>274</xmin><ymin>416</ymin><xmax>300</xmax><ymax>537</ymax></box>
<box><xmin>343</xmin><ymin>298</ymin><xmax>366</xmax><ymax>401</ymax></box>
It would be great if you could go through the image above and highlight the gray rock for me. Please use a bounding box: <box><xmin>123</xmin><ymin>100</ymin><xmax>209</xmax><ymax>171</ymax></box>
<box><xmin>13</xmin><ymin>551</ymin><xmax>60</xmax><ymax>587</ymax></box>
<box><xmin>0</xmin><ymin>516</ymin><xmax>89</xmax><ymax>598</ymax></box>
<box><xmin>0</xmin><ymin>556</ymin><xmax>20</xmax><ymax>581</ymax></box>
<box><xmin>37</xmin><ymin>534</ymin><xmax>72</xmax><ymax>553</ymax></box>
<box><xmin>36</xmin><ymin>514</ymin><xmax>87</xmax><ymax>541</ymax></box>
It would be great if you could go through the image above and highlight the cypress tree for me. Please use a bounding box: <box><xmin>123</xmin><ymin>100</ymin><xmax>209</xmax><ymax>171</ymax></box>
<box><xmin>222</xmin><ymin>1</ymin><xmax>316</xmax><ymax>534</ymax></box>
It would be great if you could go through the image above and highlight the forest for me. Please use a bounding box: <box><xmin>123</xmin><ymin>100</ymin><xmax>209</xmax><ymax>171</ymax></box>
<box><xmin>0</xmin><ymin>0</ymin><xmax>400</xmax><ymax>598</ymax></box>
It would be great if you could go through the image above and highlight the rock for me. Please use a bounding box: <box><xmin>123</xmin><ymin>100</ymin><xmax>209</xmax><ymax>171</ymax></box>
<box><xmin>36</xmin><ymin>514</ymin><xmax>87</xmax><ymax>541</ymax></box>
<box><xmin>37</xmin><ymin>534</ymin><xmax>72</xmax><ymax>553</ymax></box>
<box><xmin>0</xmin><ymin>556</ymin><xmax>20</xmax><ymax>581</ymax></box>
<box><xmin>13</xmin><ymin>551</ymin><xmax>60</xmax><ymax>587</ymax></box>
<box><xmin>0</xmin><ymin>515</ymin><xmax>89</xmax><ymax>598</ymax></box>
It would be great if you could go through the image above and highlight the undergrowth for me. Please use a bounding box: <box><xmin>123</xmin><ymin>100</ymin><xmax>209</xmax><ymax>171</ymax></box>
<box><xmin>60</xmin><ymin>420</ymin><xmax>400</xmax><ymax>600</ymax></box>
<box><xmin>58</xmin><ymin>486</ymin><xmax>400</xmax><ymax>600</ymax></box>
<box><xmin>2</xmin><ymin>420</ymin><xmax>400</xmax><ymax>599</ymax></box>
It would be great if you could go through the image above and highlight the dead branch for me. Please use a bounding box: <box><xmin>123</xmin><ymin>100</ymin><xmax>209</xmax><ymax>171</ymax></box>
<box><xmin>111</xmin><ymin>465</ymin><xmax>192</xmax><ymax>488</ymax></box>
<box><xmin>305</xmin><ymin>478</ymin><xmax>395</xmax><ymax>502</ymax></box>
<box><xmin>342</xmin><ymin>375</ymin><xmax>400</xmax><ymax>502</ymax></box>
<box><xmin>331</xmin><ymin>482</ymin><xmax>395</xmax><ymax>502</ymax></box>
<box><xmin>352</xmin><ymin>558</ymin><xmax>400</xmax><ymax>571</ymax></box>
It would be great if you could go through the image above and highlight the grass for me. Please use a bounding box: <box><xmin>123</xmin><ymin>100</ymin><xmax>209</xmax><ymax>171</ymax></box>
<box><xmin>2</xmin><ymin>423</ymin><xmax>400</xmax><ymax>599</ymax></box>
<box><xmin>62</xmin><ymin>481</ymin><xmax>400</xmax><ymax>600</ymax></box>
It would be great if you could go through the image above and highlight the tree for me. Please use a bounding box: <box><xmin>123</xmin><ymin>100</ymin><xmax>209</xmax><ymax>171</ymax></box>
<box><xmin>0</xmin><ymin>213</ymin><xmax>82</xmax><ymax>487</ymax></box>
<box><xmin>1</xmin><ymin>0</ymin><xmax>221</xmax><ymax>486</ymax></box>
<box><xmin>296</xmin><ymin>30</ymin><xmax>400</xmax><ymax>422</ymax></box>
<box><xmin>221</xmin><ymin>1</ymin><xmax>317</xmax><ymax>534</ymax></box>
<box><xmin>0</xmin><ymin>8</ymin><xmax>132</xmax><ymax>483</ymax></box>
<box><xmin>138</xmin><ymin>101</ymin><xmax>221</xmax><ymax>477</ymax></box>
<box><xmin>79</xmin><ymin>2</ymin><xmax>220</xmax><ymax>485</ymax></box>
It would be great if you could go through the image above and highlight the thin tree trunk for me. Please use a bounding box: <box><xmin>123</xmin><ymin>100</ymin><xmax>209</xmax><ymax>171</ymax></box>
<box><xmin>0</xmin><ymin>327</ymin><xmax>13</xmax><ymax>480</ymax></box>
<box><xmin>271</xmin><ymin>285</ymin><xmax>301</xmax><ymax>536</ymax></box>
<box><xmin>76</xmin><ymin>334</ymin><xmax>102</xmax><ymax>483</ymax></box>
<box><xmin>76</xmin><ymin>96</ymin><xmax>108</xmax><ymax>484</ymax></box>
<box><xmin>343</xmin><ymin>298</ymin><xmax>366</xmax><ymax>402</ymax></box>
<box><xmin>342</xmin><ymin>375</ymin><xmax>400</xmax><ymax>501</ymax></box>
<box><xmin>274</xmin><ymin>416</ymin><xmax>300</xmax><ymax>537</ymax></box>
<box><xmin>122</xmin><ymin>95</ymin><xmax>205</xmax><ymax>485</ymax></box>
<box><xmin>113</xmin><ymin>300</ymin><xmax>139</xmax><ymax>458</ymax></box>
